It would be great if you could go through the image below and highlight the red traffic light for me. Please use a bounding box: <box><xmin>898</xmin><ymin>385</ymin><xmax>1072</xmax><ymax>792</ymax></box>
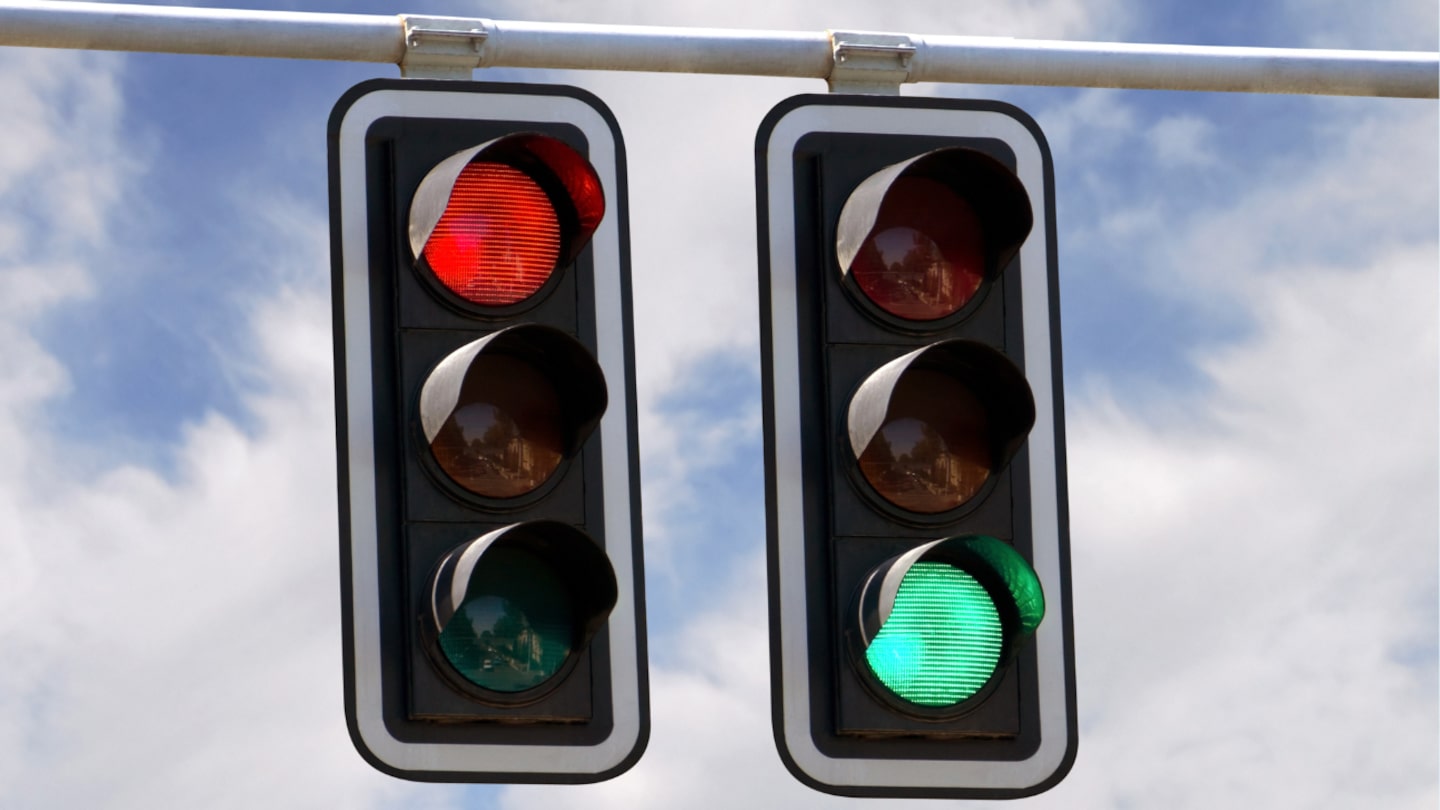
<box><xmin>409</xmin><ymin>133</ymin><xmax>605</xmax><ymax>307</ymax></box>
<box><xmin>331</xmin><ymin>80</ymin><xmax>647</xmax><ymax>784</ymax></box>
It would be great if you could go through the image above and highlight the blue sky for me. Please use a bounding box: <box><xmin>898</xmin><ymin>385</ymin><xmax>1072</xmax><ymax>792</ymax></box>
<box><xmin>0</xmin><ymin>0</ymin><xmax>1434</xmax><ymax>807</ymax></box>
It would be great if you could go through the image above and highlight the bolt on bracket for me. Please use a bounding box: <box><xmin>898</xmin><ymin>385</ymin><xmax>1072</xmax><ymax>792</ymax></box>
<box><xmin>827</xmin><ymin>31</ymin><xmax>917</xmax><ymax>95</ymax></box>
<box><xmin>399</xmin><ymin>15</ymin><xmax>492</xmax><ymax>79</ymax></box>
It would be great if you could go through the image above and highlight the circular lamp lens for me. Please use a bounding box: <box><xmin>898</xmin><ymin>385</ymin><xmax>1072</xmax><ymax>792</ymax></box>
<box><xmin>422</xmin><ymin>162</ymin><xmax>561</xmax><ymax>307</ymax></box>
<box><xmin>865</xmin><ymin>560</ymin><xmax>1003</xmax><ymax>706</ymax></box>
<box><xmin>427</xmin><ymin>354</ymin><xmax>565</xmax><ymax>499</ymax></box>
<box><xmin>856</xmin><ymin>368</ymin><xmax>992</xmax><ymax>513</ymax></box>
<box><xmin>850</xmin><ymin>176</ymin><xmax>985</xmax><ymax>321</ymax></box>
<box><xmin>437</xmin><ymin>546</ymin><xmax>574</xmax><ymax>692</ymax></box>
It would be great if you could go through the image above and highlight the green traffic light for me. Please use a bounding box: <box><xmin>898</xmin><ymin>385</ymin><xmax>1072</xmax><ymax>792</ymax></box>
<box><xmin>437</xmin><ymin>546</ymin><xmax>575</xmax><ymax>693</ymax></box>
<box><xmin>864</xmin><ymin>561</ymin><xmax>1004</xmax><ymax>706</ymax></box>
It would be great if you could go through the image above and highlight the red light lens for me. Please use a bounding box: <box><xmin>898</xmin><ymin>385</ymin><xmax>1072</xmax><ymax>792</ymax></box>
<box><xmin>850</xmin><ymin>177</ymin><xmax>985</xmax><ymax>321</ymax></box>
<box><xmin>525</xmin><ymin>136</ymin><xmax>605</xmax><ymax>239</ymax></box>
<box><xmin>422</xmin><ymin>162</ymin><xmax>560</xmax><ymax>307</ymax></box>
<box><xmin>856</xmin><ymin>369</ymin><xmax>992</xmax><ymax>513</ymax></box>
<box><xmin>427</xmin><ymin>354</ymin><xmax>565</xmax><ymax>499</ymax></box>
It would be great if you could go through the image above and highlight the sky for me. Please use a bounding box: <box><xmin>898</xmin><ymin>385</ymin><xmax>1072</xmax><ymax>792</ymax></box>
<box><xmin>0</xmin><ymin>0</ymin><xmax>1435</xmax><ymax>807</ymax></box>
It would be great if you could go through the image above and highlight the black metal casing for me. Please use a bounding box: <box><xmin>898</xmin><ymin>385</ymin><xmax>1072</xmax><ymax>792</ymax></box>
<box><xmin>755</xmin><ymin>95</ymin><xmax>1077</xmax><ymax>799</ymax></box>
<box><xmin>328</xmin><ymin>80</ymin><xmax>648</xmax><ymax>784</ymax></box>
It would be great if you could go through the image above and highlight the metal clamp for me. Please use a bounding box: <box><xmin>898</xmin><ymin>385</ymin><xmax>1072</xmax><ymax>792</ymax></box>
<box><xmin>399</xmin><ymin>15</ymin><xmax>492</xmax><ymax>79</ymax></box>
<box><xmin>828</xmin><ymin>31</ymin><xmax>917</xmax><ymax>95</ymax></box>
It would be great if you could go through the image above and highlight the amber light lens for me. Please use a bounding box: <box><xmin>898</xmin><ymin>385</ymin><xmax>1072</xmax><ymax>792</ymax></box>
<box><xmin>850</xmin><ymin>176</ymin><xmax>985</xmax><ymax>321</ymax></box>
<box><xmin>423</xmin><ymin>162</ymin><xmax>561</xmax><ymax>307</ymax></box>
<box><xmin>857</xmin><ymin>369</ymin><xmax>992</xmax><ymax>513</ymax></box>
<box><xmin>428</xmin><ymin>354</ymin><xmax>565</xmax><ymax>498</ymax></box>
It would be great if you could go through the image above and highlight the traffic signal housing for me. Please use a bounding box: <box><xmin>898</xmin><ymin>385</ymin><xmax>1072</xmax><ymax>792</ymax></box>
<box><xmin>328</xmin><ymin>80</ymin><xmax>646</xmax><ymax>783</ymax></box>
<box><xmin>756</xmin><ymin>95</ymin><xmax>1076</xmax><ymax>799</ymax></box>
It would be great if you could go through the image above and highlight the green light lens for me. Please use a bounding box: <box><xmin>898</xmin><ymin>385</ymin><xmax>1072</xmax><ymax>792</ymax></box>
<box><xmin>865</xmin><ymin>561</ymin><xmax>1003</xmax><ymax>706</ymax></box>
<box><xmin>438</xmin><ymin>546</ymin><xmax>574</xmax><ymax>692</ymax></box>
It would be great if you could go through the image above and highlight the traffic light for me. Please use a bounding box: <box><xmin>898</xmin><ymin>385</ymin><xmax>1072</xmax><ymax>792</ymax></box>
<box><xmin>755</xmin><ymin>95</ymin><xmax>1076</xmax><ymax>799</ymax></box>
<box><xmin>327</xmin><ymin>79</ymin><xmax>646</xmax><ymax>783</ymax></box>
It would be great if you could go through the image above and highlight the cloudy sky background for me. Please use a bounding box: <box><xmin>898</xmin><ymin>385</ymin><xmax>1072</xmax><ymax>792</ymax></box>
<box><xmin>0</xmin><ymin>0</ymin><xmax>1435</xmax><ymax>807</ymax></box>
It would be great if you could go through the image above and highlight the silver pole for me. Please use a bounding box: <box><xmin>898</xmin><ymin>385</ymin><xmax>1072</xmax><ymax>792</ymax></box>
<box><xmin>0</xmin><ymin>1</ymin><xmax>402</xmax><ymax>62</ymax></box>
<box><xmin>913</xmin><ymin>36</ymin><xmax>1438</xmax><ymax>97</ymax></box>
<box><xmin>477</xmin><ymin>20</ymin><xmax>830</xmax><ymax>78</ymax></box>
<box><xmin>0</xmin><ymin>0</ymin><xmax>1434</xmax><ymax>98</ymax></box>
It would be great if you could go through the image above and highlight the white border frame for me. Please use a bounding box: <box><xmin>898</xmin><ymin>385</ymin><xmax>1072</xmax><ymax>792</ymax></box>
<box><xmin>762</xmin><ymin>101</ymin><xmax>1072</xmax><ymax>793</ymax></box>
<box><xmin>334</xmin><ymin>86</ymin><xmax>643</xmax><ymax>778</ymax></box>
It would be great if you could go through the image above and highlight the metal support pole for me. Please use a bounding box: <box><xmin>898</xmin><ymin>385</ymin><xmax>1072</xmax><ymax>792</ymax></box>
<box><xmin>0</xmin><ymin>1</ymin><xmax>401</xmax><ymax>62</ymax></box>
<box><xmin>0</xmin><ymin>0</ymin><xmax>1434</xmax><ymax>98</ymax></box>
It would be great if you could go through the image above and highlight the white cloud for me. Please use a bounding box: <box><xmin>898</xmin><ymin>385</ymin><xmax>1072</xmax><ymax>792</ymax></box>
<box><xmin>1283</xmin><ymin>0</ymin><xmax>1438</xmax><ymax>51</ymax></box>
<box><xmin>1055</xmin><ymin>244</ymin><xmax>1437</xmax><ymax>808</ymax></box>
<box><xmin>1079</xmin><ymin>102</ymin><xmax>1438</xmax><ymax>319</ymax></box>
<box><xmin>0</xmin><ymin>281</ymin><xmax>455</xmax><ymax>809</ymax></box>
<box><xmin>1147</xmin><ymin>113</ymin><xmax>1220</xmax><ymax>167</ymax></box>
<box><xmin>0</xmin><ymin>50</ymin><xmax>459</xmax><ymax>809</ymax></box>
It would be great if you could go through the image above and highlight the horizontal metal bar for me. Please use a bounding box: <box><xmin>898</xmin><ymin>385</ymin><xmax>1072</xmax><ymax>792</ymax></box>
<box><xmin>477</xmin><ymin>19</ymin><xmax>830</xmax><ymax>77</ymax></box>
<box><xmin>0</xmin><ymin>1</ymin><xmax>1434</xmax><ymax>98</ymax></box>
<box><xmin>913</xmin><ymin>36</ymin><xmax>1438</xmax><ymax>98</ymax></box>
<box><xmin>0</xmin><ymin>1</ymin><xmax>402</xmax><ymax>62</ymax></box>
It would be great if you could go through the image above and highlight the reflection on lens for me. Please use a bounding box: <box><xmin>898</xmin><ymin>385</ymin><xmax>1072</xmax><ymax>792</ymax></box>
<box><xmin>865</xmin><ymin>561</ymin><xmax>1003</xmax><ymax>705</ymax></box>
<box><xmin>437</xmin><ymin>546</ymin><xmax>574</xmax><ymax>692</ymax></box>
<box><xmin>857</xmin><ymin>369</ymin><xmax>992</xmax><ymax>513</ymax></box>
<box><xmin>428</xmin><ymin>354</ymin><xmax>564</xmax><ymax>498</ymax></box>
<box><xmin>850</xmin><ymin>176</ymin><xmax>985</xmax><ymax>321</ymax></box>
